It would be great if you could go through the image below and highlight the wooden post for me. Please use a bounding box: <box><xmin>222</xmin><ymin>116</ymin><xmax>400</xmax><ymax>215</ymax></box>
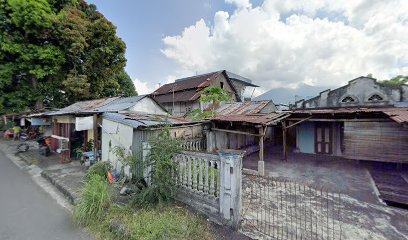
<box><xmin>93</xmin><ymin>114</ymin><xmax>98</xmax><ymax>161</ymax></box>
<box><xmin>282</xmin><ymin>121</ymin><xmax>287</xmax><ymax>160</ymax></box>
<box><xmin>259</xmin><ymin>127</ymin><xmax>264</xmax><ymax>161</ymax></box>
<box><xmin>258</xmin><ymin>126</ymin><xmax>265</xmax><ymax>176</ymax></box>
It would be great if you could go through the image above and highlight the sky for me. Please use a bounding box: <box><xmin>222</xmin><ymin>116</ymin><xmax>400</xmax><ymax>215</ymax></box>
<box><xmin>87</xmin><ymin>0</ymin><xmax>408</xmax><ymax>102</ymax></box>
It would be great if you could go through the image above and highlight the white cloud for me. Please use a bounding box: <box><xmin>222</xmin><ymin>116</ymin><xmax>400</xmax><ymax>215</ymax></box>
<box><xmin>132</xmin><ymin>78</ymin><xmax>156</xmax><ymax>95</ymax></box>
<box><xmin>161</xmin><ymin>0</ymin><xmax>408</xmax><ymax>93</ymax></box>
<box><xmin>225</xmin><ymin>0</ymin><xmax>252</xmax><ymax>9</ymax></box>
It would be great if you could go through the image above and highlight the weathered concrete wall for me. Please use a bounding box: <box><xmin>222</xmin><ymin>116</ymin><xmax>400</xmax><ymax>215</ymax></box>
<box><xmin>127</xmin><ymin>97</ymin><xmax>167</xmax><ymax>115</ymax></box>
<box><xmin>298</xmin><ymin>77</ymin><xmax>406</xmax><ymax>109</ymax></box>
<box><xmin>101</xmin><ymin>118</ymin><xmax>133</xmax><ymax>170</ymax></box>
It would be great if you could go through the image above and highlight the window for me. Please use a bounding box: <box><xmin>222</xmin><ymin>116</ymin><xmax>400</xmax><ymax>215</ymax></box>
<box><xmin>220</xmin><ymin>82</ymin><xmax>224</xmax><ymax>89</ymax></box>
<box><xmin>341</xmin><ymin>96</ymin><xmax>355</xmax><ymax>103</ymax></box>
<box><xmin>368</xmin><ymin>94</ymin><xmax>383</xmax><ymax>101</ymax></box>
<box><xmin>186</xmin><ymin>107</ymin><xmax>192</xmax><ymax>113</ymax></box>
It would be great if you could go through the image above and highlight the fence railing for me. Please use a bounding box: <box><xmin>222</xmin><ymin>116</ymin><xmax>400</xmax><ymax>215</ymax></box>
<box><xmin>142</xmin><ymin>143</ymin><xmax>244</xmax><ymax>228</ymax></box>
<box><xmin>241</xmin><ymin>173</ymin><xmax>343</xmax><ymax>240</ymax></box>
<box><xmin>174</xmin><ymin>151</ymin><xmax>220</xmax><ymax>198</ymax></box>
<box><xmin>180</xmin><ymin>137</ymin><xmax>206</xmax><ymax>152</ymax></box>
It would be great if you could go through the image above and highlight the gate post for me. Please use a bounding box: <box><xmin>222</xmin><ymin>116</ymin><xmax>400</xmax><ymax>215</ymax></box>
<box><xmin>218</xmin><ymin>149</ymin><xmax>244</xmax><ymax>229</ymax></box>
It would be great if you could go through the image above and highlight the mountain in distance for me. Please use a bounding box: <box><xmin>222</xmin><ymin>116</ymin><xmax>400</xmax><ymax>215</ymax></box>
<box><xmin>253</xmin><ymin>83</ymin><xmax>332</xmax><ymax>105</ymax></box>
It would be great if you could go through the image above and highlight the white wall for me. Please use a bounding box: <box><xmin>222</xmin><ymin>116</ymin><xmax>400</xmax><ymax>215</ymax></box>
<box><xmin>101</xmin><ymin>119</ymin><xmax>134</xmax><ymax>171</ymax></box>
<box><xmin>127</xmin><ymin>97</ymin><xmax>167</xmax><ymax>115</ymax></box>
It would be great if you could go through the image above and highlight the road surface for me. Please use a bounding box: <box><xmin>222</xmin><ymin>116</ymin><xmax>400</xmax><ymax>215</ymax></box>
<box><xmin>0</xmin><ymin>152</ymin><xmax>90</xmax><ymax>240</ymax></box>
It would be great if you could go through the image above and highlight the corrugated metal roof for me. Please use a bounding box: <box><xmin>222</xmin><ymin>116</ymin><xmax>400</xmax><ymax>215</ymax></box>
<box><xmin>212</xmin><ymin>112</ymin><xmax>290</xmax><ymax>125</ymax></box>
<box><xmin>292</xmin><ymin>107</ymin><xmax>408</xmax><ymax>124</ymax></box>
<box><xmin>153</xmin><ymin>72</ymin><xmax>219</xmax><ymax>95</ymax></box>
<box><xmin>96</xmin><ymin>95</ymin><xmax>147</xmax><ymax>112</ymax></box>
<box><xmin>103</xmin><ymin>112</ymin><xmax>192</xmax><ymax>129</ymax></box>
<box><xmin>48</xmin><ymin>97</ymin><xmax>120</xmax><ymax>115</ymax></box>
<box><xmin>211</xmin><ymin>101</ymin><xmax>289</xmax><ymax>125</ymax></box>
<box><xmin>216</xmin><ymin>101</ymin><xmax>271</xmax><ymax>115</ymax></box>
<box><xmin>225</xmin><ymin>71</ymin><xmax>259</xmax><ymax>87</ymax></box>
<box><xmin>152</xmin><ymin>89</ymin><xmax>201</xmax><ymax>103</ymax></box>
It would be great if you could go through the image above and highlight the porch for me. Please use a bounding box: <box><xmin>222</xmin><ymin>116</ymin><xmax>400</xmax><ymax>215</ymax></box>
<box><xmin>243</xmin><ymin>143</ymin><xmax>408</xmax><ymax>205</ymax></box>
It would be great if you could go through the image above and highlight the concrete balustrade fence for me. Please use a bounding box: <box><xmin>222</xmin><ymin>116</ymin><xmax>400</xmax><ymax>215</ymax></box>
<box><xmin>142</xmin><ymin>142</ymin><xmax>244</xmax><ymax>229</ymax></box>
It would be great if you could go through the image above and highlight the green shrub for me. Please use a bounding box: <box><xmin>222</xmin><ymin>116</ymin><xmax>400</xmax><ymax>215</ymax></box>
<box><xmin>84</xmin><ymin>161</ymin><xmax>111</xmax><ymax>182</ymax></box>
<box><xmin>73</xmin><ymin>174</ymin><xmax>112</xmax><ymax>226</ymax></box>
<box><xmin>128</xmin><ymin>206</ymin><xmax>212</xmax><ymax>240</ymax></box>
<box><xmin>137</xmin><ymin>129</ymin><xmax>181</xmax><ymax>206</ymax></box>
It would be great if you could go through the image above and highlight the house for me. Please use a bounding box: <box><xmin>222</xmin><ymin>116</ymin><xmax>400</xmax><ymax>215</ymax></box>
<box><xmin>101</xmin><ymin>112</ymin><xmax>206</xmax><ymax>173</ymax></box>
<box><xmin>47</xmin><ymin>95</ymin><xmax>167</xmax><ymax>161</ymax></box>
<box><xmin>207</xmin><ymin>100</ymin><xmax>290</xmax><ymax>175</ymax></box>
<box><xmin>151</xmin><ymin>70</ymin><xmax>258</xmax><ymax>116</ymax></box>
<box><xmin>288</xmin><ymin>76</ymin><xmax>408</xmax><ymax>162</ymax></box>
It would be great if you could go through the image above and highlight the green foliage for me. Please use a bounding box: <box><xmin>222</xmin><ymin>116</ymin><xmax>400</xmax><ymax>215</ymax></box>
<box><xmin>380</xmin><ymin>75</ymin><xmax>408</xmax><ymax>87</ymax></box>
<box><xmin>0</xmin><ymin>0</ymin><xmax>128</xmax><ymax>113</ymax></box>
<box><xmin>103</xmin><ymin>70</ymin><xmax>137</xmax><ymax>97</ymax></box>
<box><xmin>73</xmin><ymin>174</ymin><xmax>111</xmax><ymax>226</ymax></box>
<box><xmin>187</xmin><ymin>109</ymin><xmax>216</xmax><ymax>121</ymax></box>
<box><xmin>186</xmin><ymin>86</ymin><xmax>231</xmax><ymax>120</ymax></box>
<box><xmin>137</xmin><ymin>129</ymin><xmax>182</xmax><ymax>206</ymax></box>
<box><xmin>84</xmin><ymin>161</ymin><xmax>111</xmax><ymax>183</ymax></box>
<box><xmin>112</xmin><ymin>146</ymin><xmax>141</xmax><ymax>181</ymax></box>
<box><xmin>199</xmin><ymin>86</ymin><xmax>232</xmax><ymax>107</ymax></box>
<box><xmin>87</xmin><ymin>204</ymin><xmax>213</xmax><ymax>240</ymax></box>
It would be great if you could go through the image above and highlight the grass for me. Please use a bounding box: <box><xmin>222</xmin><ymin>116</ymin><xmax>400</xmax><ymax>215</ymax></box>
<box><xmin>87</xmin><ymin>204</ymin><xmax>213</xmax><ymax>240</ymax></box>
<box><xmin>73</xmin><ymin>174</ymin><xmax>111</xmax><ymax>226</ymax></box>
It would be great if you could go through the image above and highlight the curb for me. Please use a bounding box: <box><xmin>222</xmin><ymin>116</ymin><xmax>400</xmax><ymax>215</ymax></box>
<box><xmin>41</xmin><ymin>170</ymin><xmax>78</xmax><ymax>205</ymax></box>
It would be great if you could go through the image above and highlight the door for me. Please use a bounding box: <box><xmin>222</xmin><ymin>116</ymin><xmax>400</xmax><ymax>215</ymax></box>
<box><xmin>315</xmin><ymin>123</ymin><xmax>332</xmax><ymax>154</ymax></box>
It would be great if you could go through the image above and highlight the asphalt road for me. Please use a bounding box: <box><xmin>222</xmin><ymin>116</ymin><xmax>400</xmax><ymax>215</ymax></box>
<box><xmin>0</xmin><ymin>153</ymin><xmax>90</xmax><ymax>240</ymax></box>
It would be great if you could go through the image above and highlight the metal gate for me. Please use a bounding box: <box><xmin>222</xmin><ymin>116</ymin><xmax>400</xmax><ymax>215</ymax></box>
<box><xmin>241</xmin><ymin>173</ymin><xmax>343</xmax><ymax>240</ymax></box>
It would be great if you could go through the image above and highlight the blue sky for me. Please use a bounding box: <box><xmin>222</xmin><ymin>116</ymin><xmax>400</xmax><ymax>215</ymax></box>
<box><xmin>87</xmin><ymin>0</ymin><xmax>261</xmax><ymax>92</ymax></box>
<box><xmin>86</xmin><ymin>0</ymin><xmax>408</xmax><ymax>102</ymax></box>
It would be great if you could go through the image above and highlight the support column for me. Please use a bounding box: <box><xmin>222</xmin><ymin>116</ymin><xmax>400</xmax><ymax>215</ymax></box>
<box><xmin>218</xmin><ymin>149</ymin><xmax>244</xmax><ymax>230</ymax></box>
<box><xmin>93</xmin><ymin>114</ymin><xmax>98</xmax><ymax>161</ymax></box>
<box><xmin>258</xmin><ymin>126</ymin><xmax>265</xmax><ymax>176</ymax></box>
<box><xmin>282</xmin><ymin>121</ymin><xmax>287</xmax><ymax>161</ymax></box>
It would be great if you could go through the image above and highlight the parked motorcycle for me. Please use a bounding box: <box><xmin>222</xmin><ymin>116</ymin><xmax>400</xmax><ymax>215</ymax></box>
<box><xmin>16</xmin><ymin>133</ymin><xmax>30</xmax><ymax>152</ymax></box>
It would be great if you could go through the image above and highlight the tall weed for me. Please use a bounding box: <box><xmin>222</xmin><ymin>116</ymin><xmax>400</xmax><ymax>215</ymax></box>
<box><xmin>73</xmin><ymin>174</ymin><xmax>111</xmax><ymax>226</ymax></box>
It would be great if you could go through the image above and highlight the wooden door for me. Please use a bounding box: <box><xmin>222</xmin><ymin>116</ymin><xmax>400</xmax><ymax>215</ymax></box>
<box><xmin>315</xmin><ymin>123</ymin><xmax>332</xmax><ymax>154</ymax></box>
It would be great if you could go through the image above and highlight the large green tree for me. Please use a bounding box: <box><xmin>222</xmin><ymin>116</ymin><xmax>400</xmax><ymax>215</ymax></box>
<box><xmin>0</xmin><ymin>0</ymin><xmax>136</xmax><ymax>113</ymax></box>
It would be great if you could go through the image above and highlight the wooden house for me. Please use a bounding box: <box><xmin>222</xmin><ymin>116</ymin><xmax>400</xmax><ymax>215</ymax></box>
<box><xmin>207</xmin><ymin>100</ymin><xmax>290</xmax><ymax>175</ymax></box>
<box><xmin>101</xmin><ymin>112</ymin><xmax>206</xmax><ymax>173</ymax></box>
<box><xmin>287</xmin><ymin>76</ymin><xmax>408</xmax><ymax>163</ymax></box>
<box><xmin>47</xmin><ymin>95</ymin><xmax>167</xmax><ymax>161</ymax></box>
<box><xmin>151</xmin><ymin>70</ymin><xmax>258</xmax><ymax>116</ymax></box>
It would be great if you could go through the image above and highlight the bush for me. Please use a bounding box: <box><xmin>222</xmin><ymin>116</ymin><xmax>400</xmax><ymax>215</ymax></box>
<box><xmin>128</xmin><ymin>206</ymin><xmax>212</xmax><ymax>240</ymax></box>
<box><xmin>137</xmin><ymin>129</ymin><xmax>181</xmax><ymax>206</ymax></box>
<box><xmin>84</xmin><ymin>161</ymin><xmax>111</xmax><ymax>182</ymax></box>
<box><xmin>73</xmin><ymin>174</ymin><xmax>112</xmax><ymax>226</ymax></box>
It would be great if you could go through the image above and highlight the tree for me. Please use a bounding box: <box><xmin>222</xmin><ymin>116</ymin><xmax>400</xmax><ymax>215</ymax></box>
<box><xmin>102</xmin><ymin>70</ymin><xmax>137</xmax><ymax>97</ymax></box>
<box><xmin>187</xmin><ymin>86</ymin><xmax>232</xmax><ymax>121</ymax></box>
<box><xmin>380</xmin><ymin>75</ymin><xmax>408</xmax><ymax>87</ymax></box>
<box><xmin>0</xmin><ymin>0</ymin><xmax>127</xmax><ymax>113</ymax></box>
